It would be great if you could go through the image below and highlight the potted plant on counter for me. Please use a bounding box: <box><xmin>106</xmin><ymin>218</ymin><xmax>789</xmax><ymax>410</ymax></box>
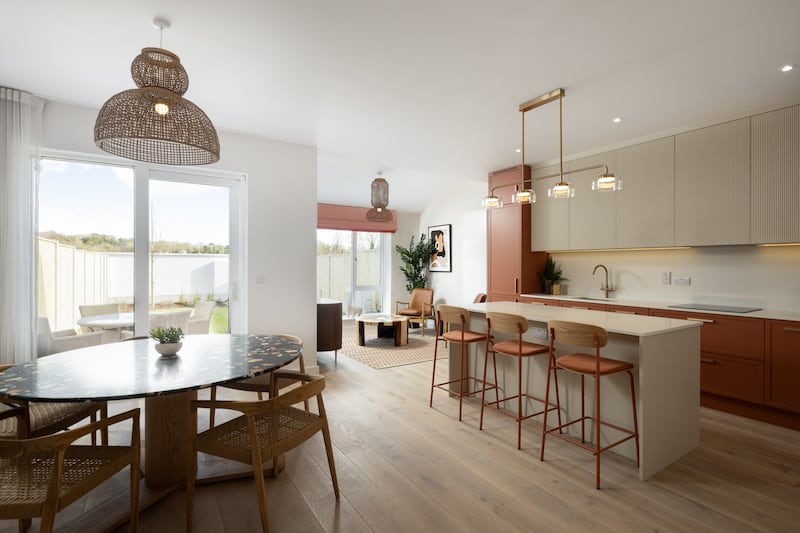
<box><xmin>538</xmin><ymin>256</ymin><xmax>567</xmax><ymax>295</ymax></box>
<box><xmin>150</xmin><ymin>326</ymin><xmax>185</xmax><ymax>357</ymax></box>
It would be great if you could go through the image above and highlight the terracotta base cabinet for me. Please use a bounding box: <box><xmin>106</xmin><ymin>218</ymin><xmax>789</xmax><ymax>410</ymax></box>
<box><xmin>768</xmin><ymin>320</ymin><xmax>800</xmax><ymax>412</ymax></box>
<box><xmin>650</xmin><ymin>310</ymin><xmax>765</xmax><ymax>404</ymax></box>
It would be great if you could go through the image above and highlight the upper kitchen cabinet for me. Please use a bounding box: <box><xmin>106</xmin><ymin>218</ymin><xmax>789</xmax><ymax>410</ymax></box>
<box><xmin>568</xmin><ymin>152</ymin><xmax>617</xmax><ymax>250</ymax></box>
<box><xmin>675</xmin><ymin>117</ymin><xmax>751</xmax><ymax>246</ymax></box>
<box><xmin>531</xmin><ymin>163</ymin><xmax>569</xmax><ymax>251</ymax></box>
<box><xmin>751</xmin><ymin>105</ymin><xmax>800</xmax><ymax>244</ymax></box>
<box><xmin>616</xmin><ymin>137</ymin><xmax>676</xmax><ymax>248</ymax></box>
<box><xmin>487</xmin><ymin>165</ymin><xmax>545</xmax><ymax>301</ymax></box>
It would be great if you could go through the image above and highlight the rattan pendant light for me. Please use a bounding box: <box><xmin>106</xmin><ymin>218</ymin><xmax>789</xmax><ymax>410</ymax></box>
<box><xmin>366</xmin><ymin>172</ymin><xmax>393</xmax><ymax>222</ymax></box>
<box><xmin>94</xmin><ymin>19</ymin><xmax>219</xmax><ymax>165</ymax></box>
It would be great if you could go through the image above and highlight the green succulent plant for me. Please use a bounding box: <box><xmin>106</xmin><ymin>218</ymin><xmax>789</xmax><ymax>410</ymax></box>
<box><xmin>150</xmin><ymin>326</ymin><xmax>185</xmax><ymax>344</ymax></box>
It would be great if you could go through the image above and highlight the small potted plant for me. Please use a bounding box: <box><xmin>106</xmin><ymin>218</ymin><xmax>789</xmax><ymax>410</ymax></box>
<box><xmin>150</xmin><ymin>326</ymin><xmax>185</xmax><ymax>357</ymax></box>
<box><xmin>538</xmin><ymin>256</ymin><xmax>567</xmax><ymax>295</ymax></box>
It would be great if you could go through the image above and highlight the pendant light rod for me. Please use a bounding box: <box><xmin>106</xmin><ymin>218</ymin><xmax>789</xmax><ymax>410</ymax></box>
<box><xmin>487</xmin><ymin>163</ymin><xmax>610</xmax><ymax>197</ymax></box>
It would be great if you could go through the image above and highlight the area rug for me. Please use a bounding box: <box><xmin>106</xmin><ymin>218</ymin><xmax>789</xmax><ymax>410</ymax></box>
<box><xmin>339</xmin><ymin>321</ymin><xmax>442</xmax><ymax>370</ymax></box>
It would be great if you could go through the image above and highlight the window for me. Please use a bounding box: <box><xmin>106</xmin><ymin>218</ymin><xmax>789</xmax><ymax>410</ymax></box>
<box><xmin>317</xmin><ymin>230</ymin><xmax>386</xmax><ymax>314</ymax></box>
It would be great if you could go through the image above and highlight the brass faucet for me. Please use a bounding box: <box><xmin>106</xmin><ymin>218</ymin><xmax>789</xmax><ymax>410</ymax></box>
<box><xmin>592</xmin><ymin>264</ymin><xmax>615</xmax><ymax>298</ymax></box>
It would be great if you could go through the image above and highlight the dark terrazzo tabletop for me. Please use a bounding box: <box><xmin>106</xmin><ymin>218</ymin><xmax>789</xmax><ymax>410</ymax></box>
<box><xmin>0</xmin><ymin>334</ymin><xmax>301</xmax><ymax>402</ymax></box>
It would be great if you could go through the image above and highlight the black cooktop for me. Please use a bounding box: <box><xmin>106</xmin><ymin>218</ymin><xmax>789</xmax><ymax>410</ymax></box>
<box><xmin>668</xmin><ymin>303</ymin><xmax>762</xmax><ymax>313</ymax></box>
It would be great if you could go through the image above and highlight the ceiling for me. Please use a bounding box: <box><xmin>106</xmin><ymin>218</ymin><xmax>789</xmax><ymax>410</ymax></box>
<box><xmin>2</xmin><ymin>0</ymin><xmax>798</xmax><ymax>212</ymax></box>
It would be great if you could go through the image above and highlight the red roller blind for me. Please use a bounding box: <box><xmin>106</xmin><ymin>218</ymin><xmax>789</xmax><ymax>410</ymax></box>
<box><xmin>317</xmin><ymin>203</ymin><xmax>397</xmax><ymax>233</ymax></box>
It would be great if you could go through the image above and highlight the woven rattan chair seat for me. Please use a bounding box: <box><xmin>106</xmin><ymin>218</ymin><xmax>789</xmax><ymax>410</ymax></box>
<box><xmin>0</xmin><ymin>445</ymin><xmax>132</xmax><ymax>510</ymax></box>
<box><xmin>0</xmin><ymin>401</ymin><xmax>104</xmax><ymax>439</ymax></box>
<box><xmin>196</xmin><ymin>406</ymin><xmax>321</xmax><ymax>464</ymax></box>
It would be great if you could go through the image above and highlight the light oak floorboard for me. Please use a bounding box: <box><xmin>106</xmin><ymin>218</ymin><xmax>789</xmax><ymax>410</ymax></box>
<box><xmin>2</xmin><ymin>350</ymin><xmax>798</xmax><ymax>532</ymax></box>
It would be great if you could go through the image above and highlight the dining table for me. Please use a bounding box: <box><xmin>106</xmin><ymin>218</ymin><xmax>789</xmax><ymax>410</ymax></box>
<box><xmin>0</xmin><ymin>333</ymin><xmax>301</xmax><ymax>530</ymax></box>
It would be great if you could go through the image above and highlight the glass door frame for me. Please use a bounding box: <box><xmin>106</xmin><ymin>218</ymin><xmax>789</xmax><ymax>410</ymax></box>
<box><xmin>138</xmin><ymin>167</ymin><xmax>247</xmax><ymax>335</ymax></box>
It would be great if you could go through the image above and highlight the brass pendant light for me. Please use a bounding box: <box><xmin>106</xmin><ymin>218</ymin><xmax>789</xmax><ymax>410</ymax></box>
<box><xmin>94</xmin><ymin>18</ymin><xmax>220</xmax><ymax>165</ymax></box>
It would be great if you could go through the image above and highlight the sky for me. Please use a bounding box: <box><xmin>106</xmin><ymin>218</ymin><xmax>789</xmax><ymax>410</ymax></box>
<box><xmin>39</xmin><ymin>159</ymin><xmax>230</xmax><ymax>245</ymax></box>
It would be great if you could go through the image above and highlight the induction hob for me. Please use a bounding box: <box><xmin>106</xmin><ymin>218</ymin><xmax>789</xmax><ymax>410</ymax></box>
<box><xmin>668</xmin><ymin>303</ymin><xmax>762</xmax><ymax>313</ymax></box>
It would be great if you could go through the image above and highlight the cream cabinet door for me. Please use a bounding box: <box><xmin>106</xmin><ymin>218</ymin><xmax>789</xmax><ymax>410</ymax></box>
<box><xmin>616</xmin><ymin>137</ymin><xmax>675</xmax><ymax>248</ymax></box>
<box><xmin>568</xmin><ymin>152</ymin><xmax>617</xmax><ymax>250</ymax></box>
<box><xmin>751</xmin><ymin>105</ymin><xmax>800</xmax><ymax>244</ymax></box>
<box><xmin>675</xmin><ymin>117</ymin><xmax>750</xmax><ymax>246</ymax></box>
<box><xmin>530</xmin><ymin>164</ymin><xmax>569</xmax><ymax>251</ymax></box>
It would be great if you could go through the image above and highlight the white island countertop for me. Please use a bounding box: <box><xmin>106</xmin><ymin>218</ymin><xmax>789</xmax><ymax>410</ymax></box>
<box><xmin>465</xmin><ymin>300</ymin><xmax>701</xmax><ymax>337</ymax></box>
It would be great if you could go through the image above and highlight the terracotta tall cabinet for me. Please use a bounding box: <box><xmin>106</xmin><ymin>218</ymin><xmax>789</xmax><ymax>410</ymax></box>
<box><xmin>487</xmin><ymin>165</ymin><xmax>547</xmax><ymax>302</ymax></box>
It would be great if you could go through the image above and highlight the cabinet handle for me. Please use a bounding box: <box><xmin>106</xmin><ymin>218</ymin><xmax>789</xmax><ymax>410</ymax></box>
<box><xmin>784</xmin><ymin>327</ymin><xmax>800</xmax><ymax>333</ymax></box>
<box><xmin>700</xmin><ymin>358</ymin><xmax>718</xmax><ymax>364</ymax></box>
<box><xmin>687</xmin><ymin>317</ymin><xmax>715</xmax><ymax>324</ymax></box>
<box><xmin>515</xmin><ymin>278</ymin><xmax>519</xmax><ymax>293</ymax></box>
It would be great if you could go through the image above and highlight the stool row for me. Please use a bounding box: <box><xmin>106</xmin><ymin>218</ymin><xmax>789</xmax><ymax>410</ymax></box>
<box><xmin>430</xmin><ymin>305</ymin><xmax>640</xmax><ymax>489</ymax></box>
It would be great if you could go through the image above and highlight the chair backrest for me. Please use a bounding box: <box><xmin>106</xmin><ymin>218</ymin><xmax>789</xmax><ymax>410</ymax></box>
<box><xmin>149</xmin><ymin>309</ymin><xmax>192</xmax><ymax>332</ymax></box>
<box><xmin>190</xmin><ymin>301</ymin><xmax>216</xmax><ymax>321</ymax></box>
<box><xmin>486</xmin><ymin>312</ymin><xmax>529</xmax><ymax>335</ymax></box>
<box><xmin>548</xmin><ymin>320</ymin><xmax>608</xmax><ymax>349</ymax></box>
<box><xmin>437</xmin><ymin>305</ymin><xmax>468</xmax><ymax>328</ymax></box>
<box><xmin>409</xmin><ymin>288</ymin><xmax>434</xmax><ymax>312</ymax></box>
<box><xmin>473</xmin><ymin>293</ymin><xmax>487</xmax><ymax>303</ymax></box>
<box><xmin>78</xmin><ymin>303</ymin><xmax>120</xmax><ymax>318</ymax></box>
<box><xmin>36</xmin><ymin>317</ymin><xmax>53</xmax><ymax>355</ymax></box>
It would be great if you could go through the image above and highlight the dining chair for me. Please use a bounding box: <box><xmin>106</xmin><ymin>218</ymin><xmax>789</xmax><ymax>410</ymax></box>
<box><xmin>208</xmin><ymin>334</ymin><xmax>306</xmax><ymax>429</ymax></box>
<box><xmin>0</xmin><ymin>364</ymin><xmax>108</xmax><ymax>445</ymax></box>
<box><xmin>540</xmin><ymin>320</ymin><xmax>639</xmax><ymax>489</ymax></box>
<box><xmin>0</xmin><ymin>408</ymin><xmax>140</xmax><ymax>533</ymax></box>
<box><xmin>430</xmin><ymin>305</ymin><xmax>497</xmax><ymax>421</ymax></box>
<box><xmin>480</xmin><ymin>312</ymin><xmax>558</xmax><ymax>450</ymax></box>
<box><xmin>396</xmin><ymin>288</ymin><xmax>435</xmax><ymax>336</ymax></box>
<box><xmin>187</xmin><ymin>371</ymin><xmax>339</xmax><ymax>533</ymax></box>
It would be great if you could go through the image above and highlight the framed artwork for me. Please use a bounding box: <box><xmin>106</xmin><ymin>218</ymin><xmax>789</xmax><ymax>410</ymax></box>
<box><xmin>428</xmin><ymin>224</ymin><xmax>451</xmax><ymax>272</ymax></box>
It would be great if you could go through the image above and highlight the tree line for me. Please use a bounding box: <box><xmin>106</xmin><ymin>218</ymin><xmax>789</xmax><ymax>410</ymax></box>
<box><xmin>39</xmin><ymin>231</ymin><xmax>229</xmax><ymax>254</ymax></box>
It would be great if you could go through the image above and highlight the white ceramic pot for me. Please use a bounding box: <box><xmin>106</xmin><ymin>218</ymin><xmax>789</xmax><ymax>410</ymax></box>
<box><xmin>155</xmin><ymin>342</ymin><xmax>182</xmax><ymax>357</ymax></box>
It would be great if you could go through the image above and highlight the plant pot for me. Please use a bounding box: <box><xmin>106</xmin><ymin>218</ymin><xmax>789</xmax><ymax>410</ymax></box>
<box><xmin>552</xmin><ymin>282</ymin><xmax>561</xmax><ymax>295</ymax></box>
<box><xmin>155</xmin><ymin>342</ymin><xmax>182</xmax><ymax>357</ymax></box>
<box><xmin>544</xmin><ymin>280</ymin><xmax>553</xmax><ymax>294</ymax></box>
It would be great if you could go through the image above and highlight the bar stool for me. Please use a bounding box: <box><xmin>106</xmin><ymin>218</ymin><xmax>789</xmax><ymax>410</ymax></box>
<box><xmin>540</xmin><ymin>320</ymin><xmax>640</xmax><ymax>489</ymax></box>
<box><xmin>430</xmin><ymin>305</ymin><xmax>497</xmax><ymax>421</ymax></box>
<box><xmin>480</xmin><ymin>312</ymin><xmax>559</xmax><ymax>450</ymax></box>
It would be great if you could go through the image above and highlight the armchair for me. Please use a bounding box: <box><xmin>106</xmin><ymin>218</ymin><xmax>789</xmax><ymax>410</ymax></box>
<box><xmin>37</xmin><ymin>317</ymin><xmax>104</xmax><ymax>356</ymax></box>
<box><xmin>396</xmin><ymin>288</ymin><xmax>435</xmax><ymax>336</ymax></box>
<box><xmin>187</xmin><ymin>301</ymin><xmax>215</xmax><ymax>335</ymax></box>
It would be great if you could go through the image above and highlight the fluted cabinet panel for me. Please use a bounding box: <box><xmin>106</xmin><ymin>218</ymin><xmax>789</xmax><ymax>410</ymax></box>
<box><xmin>675</xmin><ymin>118</ymin><xmax>751</xmax><ymax>246</ymax></box>
<box><xmin>751</xmin><ymin>105</ymin><xmax>800</xmax><ymax>244</ymax></box>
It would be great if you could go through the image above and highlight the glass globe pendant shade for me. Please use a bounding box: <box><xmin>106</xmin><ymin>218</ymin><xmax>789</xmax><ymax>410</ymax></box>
<box><xmin>591</xmin><ymin>172</ymin><xmax>623</xmax><ymax>191</ymax></box>
<box><xmin>512</xmin><ymin>188</ymin><xmax>535</xmax><ymax>204</ymax></box>
<box><xmin>482</xmin><ymin>195</ymin><xmax>503</xmax><ymax>208</ymax></box>
<box><xmin>548</xmin><ymin>181</ymin><xmax>575</xmax><ymax>199</ymax></box>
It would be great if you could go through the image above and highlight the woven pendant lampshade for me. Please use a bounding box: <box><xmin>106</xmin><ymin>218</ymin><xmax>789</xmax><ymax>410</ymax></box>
<box><xmin>94</xmin><ymin>47</ymin><xmax>220</xmax><ymax>165</ymax></box>
<box><xmin>366</xmin><ymin>173</ymin><xmax>393</xmax><ymax>222</ymax></box>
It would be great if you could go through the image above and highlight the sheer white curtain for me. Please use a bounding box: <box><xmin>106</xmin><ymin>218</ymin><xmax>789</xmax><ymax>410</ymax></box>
<box><xmin>0</xmin><ymin>87</ymin><xmax>44</xmax><ymax>363</ymax></box>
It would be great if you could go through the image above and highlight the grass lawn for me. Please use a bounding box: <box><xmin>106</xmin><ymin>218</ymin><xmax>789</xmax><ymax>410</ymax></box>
<box><xmin>210</xmin><ymin>306</ymin><xmax>229</xmax><ymax>334</ymax></box>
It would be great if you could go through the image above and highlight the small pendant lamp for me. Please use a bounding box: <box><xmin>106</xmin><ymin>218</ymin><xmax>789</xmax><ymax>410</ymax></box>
<box><xmin>366</xmin><ymin>172</ymin><xmax>393</xmax><ymax>222</ymax></box>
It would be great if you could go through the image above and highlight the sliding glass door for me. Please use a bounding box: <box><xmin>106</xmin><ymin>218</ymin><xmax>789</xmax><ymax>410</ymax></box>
<box><xmin>37</xmin><ymin>155</ymin><xmax>246</xmax><ymax>348</ymax></box>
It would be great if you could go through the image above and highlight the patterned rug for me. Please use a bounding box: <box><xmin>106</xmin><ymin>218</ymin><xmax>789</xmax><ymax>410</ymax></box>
<box><xmin>339</xmin><ymin>320</ymin><xmax>441</xmax><ymax>369</ymax></box>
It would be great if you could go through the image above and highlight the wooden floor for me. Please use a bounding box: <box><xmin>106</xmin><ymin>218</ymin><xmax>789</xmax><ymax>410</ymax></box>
<box><xmin>3</xmin><ymin>351</ymin><xmax>799</xmax><ymax>532</ymax></box>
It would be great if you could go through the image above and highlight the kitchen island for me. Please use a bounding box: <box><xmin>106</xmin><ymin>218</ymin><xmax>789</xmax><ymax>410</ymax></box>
<box><xmin>456</xmin><ymin>301</ymin><xmax>701</xmax><ymax>480</ymax></box>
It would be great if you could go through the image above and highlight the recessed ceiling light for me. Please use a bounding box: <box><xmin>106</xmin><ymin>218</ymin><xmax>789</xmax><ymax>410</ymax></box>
<box><xmin>612</xmin><ymin>117</ymin><xmax>622</xmax><ymax>123</ymax></box>
<box><xmin>515</xmin><ymin>148</ymin><xmax>521</xmax><ymax>153</ymax></box>
<box><xmin>781</xmin><ymin>64</ymin><xmax>793</xmax><ymax>72</ymax></box>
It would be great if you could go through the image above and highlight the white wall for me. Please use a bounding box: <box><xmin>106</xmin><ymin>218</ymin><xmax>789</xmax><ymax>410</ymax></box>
<box><xmin>390</xmin><ymin>211</ymin><xmax>421</xmax><ymax>304</ymax></box>
<box><xmin>417</xmin><ymin>181</ymin><xmax>488</xmax><ymax>308</ymax></box>
<box><xmin>42</xmin><ymin>101</ymin><xmax>320</xmax><ymax>369</ymax></box>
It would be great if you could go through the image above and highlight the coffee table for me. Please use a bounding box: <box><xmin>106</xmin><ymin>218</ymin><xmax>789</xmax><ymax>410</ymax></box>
<box><xmin>355</xmin><ymin>313</ymin><xmax>408</xmax><ymax>346</ymax></box>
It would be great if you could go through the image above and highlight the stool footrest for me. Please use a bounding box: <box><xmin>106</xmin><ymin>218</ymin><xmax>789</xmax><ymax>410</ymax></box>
<box><xmin>544</xmin><ymin>415</ymin><xmax>638</xmax><ymax>455</ymax></box>
<box><xmin>482</xmin><ymin>392</ymin><xmax>560</xmax><ymax>423</ymax></box>
<box><xmin>432</xmin><ymin>377</ymin><xmax>497</xmax><ymax>399</ymax></box>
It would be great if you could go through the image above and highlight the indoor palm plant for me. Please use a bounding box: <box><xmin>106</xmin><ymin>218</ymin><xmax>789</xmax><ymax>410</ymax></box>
<box><xmin>538</xmin><ymin>256</ymin><xmax>567</xmax><ymax>294</ymax></box>
<box><xmin>395</xmin><ymin>234</ymin><xmax>436</xmax><ymax>293</ymax></box>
